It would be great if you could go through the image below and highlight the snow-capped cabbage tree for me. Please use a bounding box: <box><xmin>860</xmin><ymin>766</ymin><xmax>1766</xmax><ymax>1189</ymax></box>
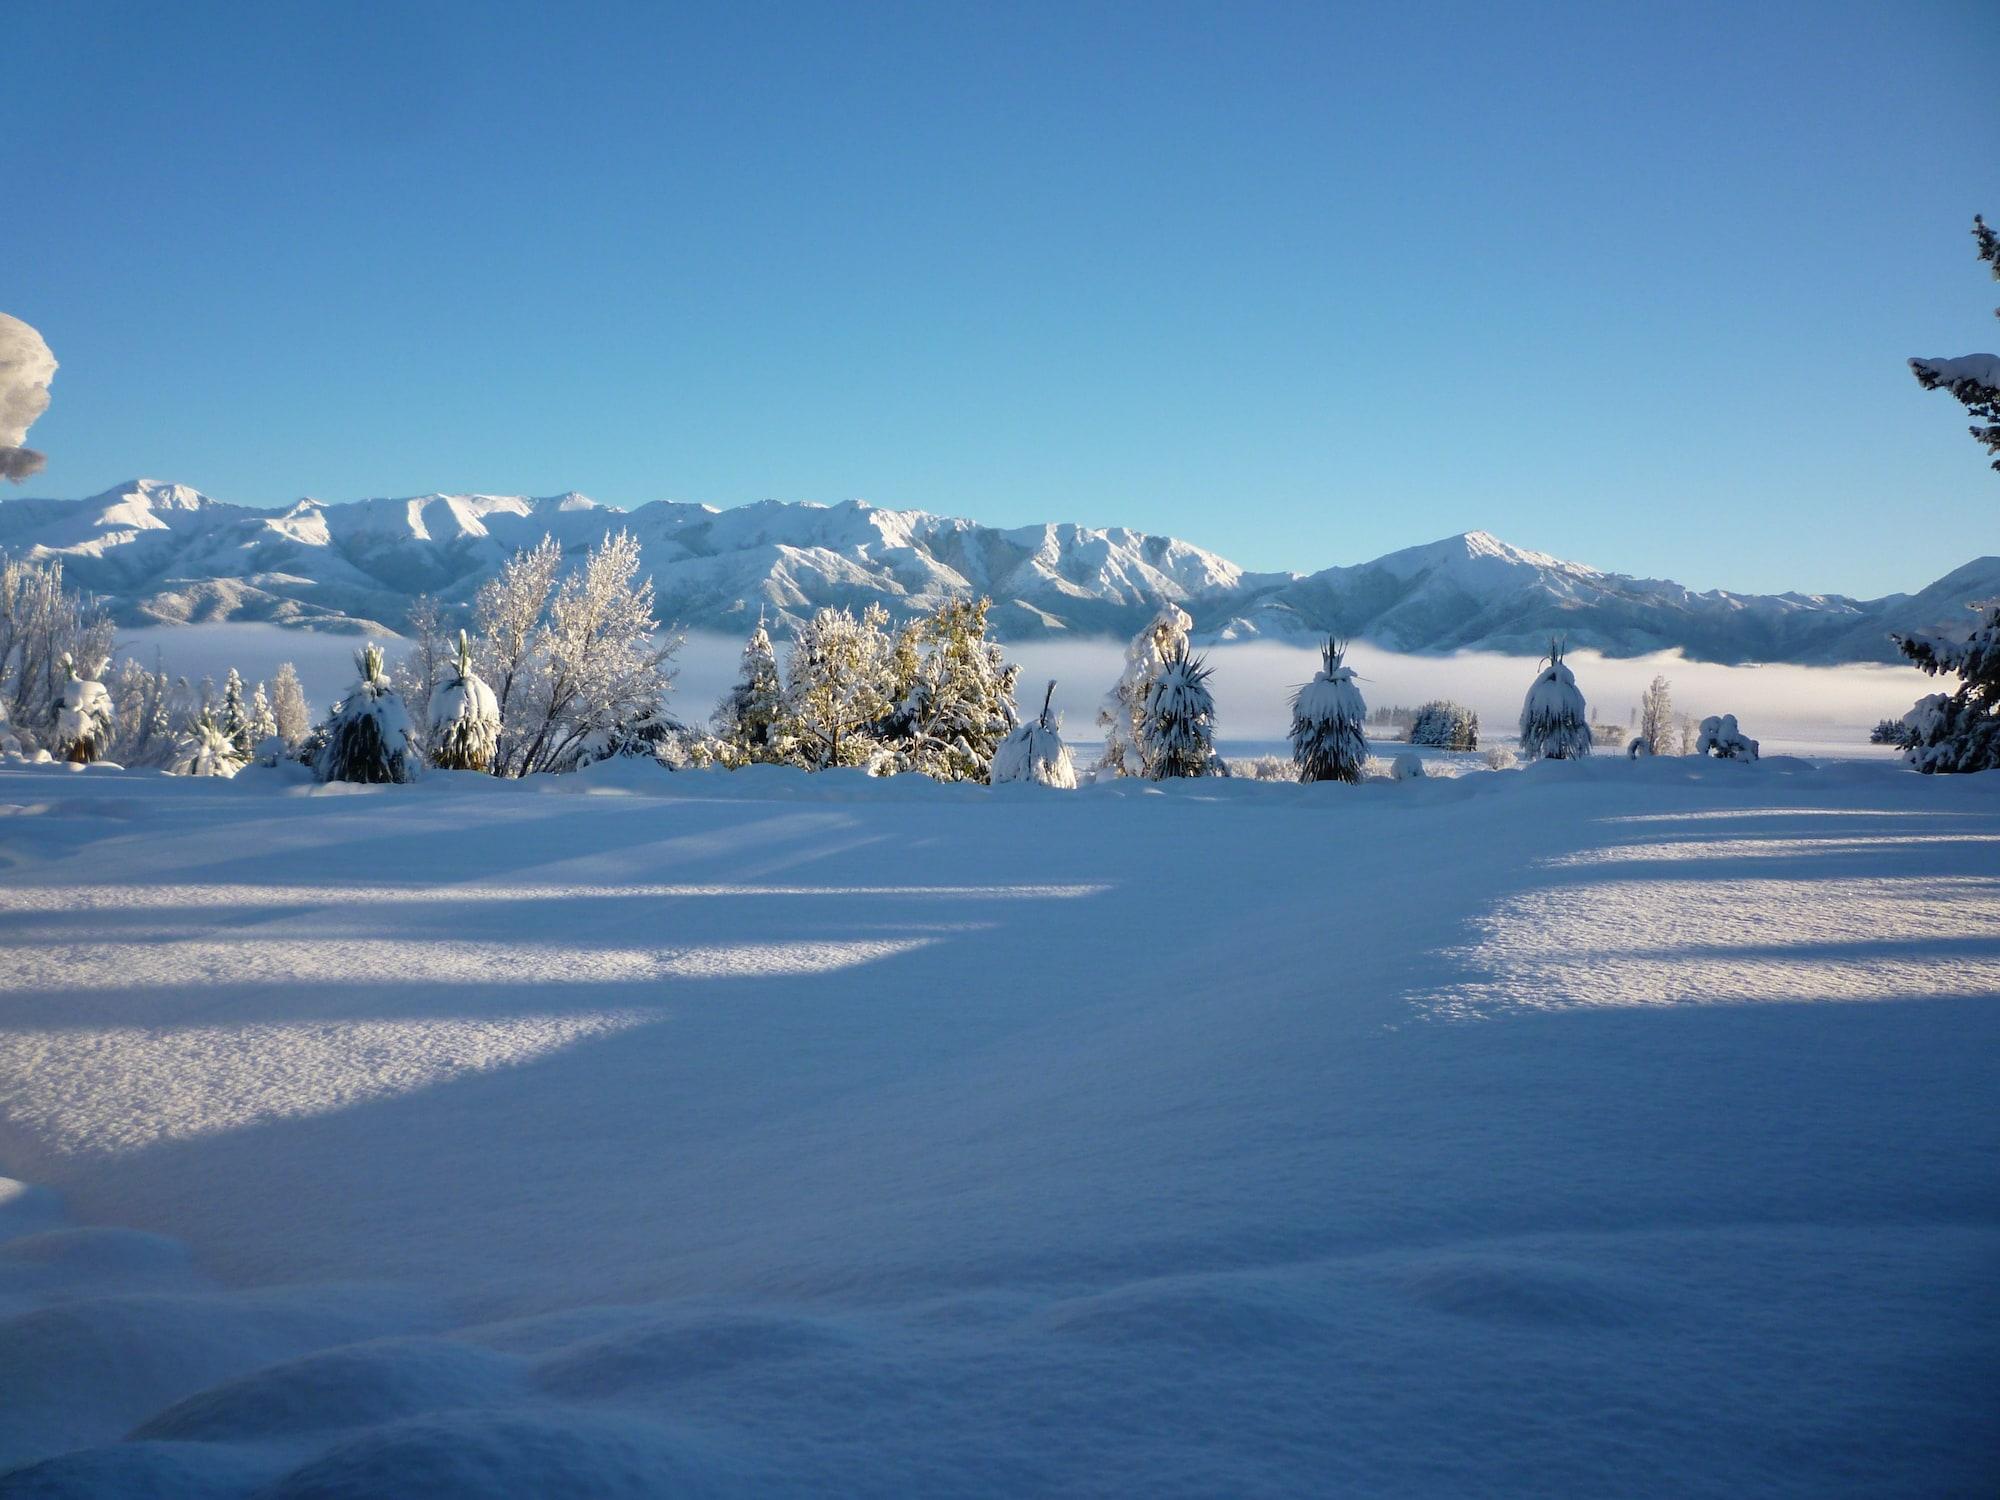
<box><xmin>1880</xmin><ymin>604</ymin><xmax>2000</xmax><ymax>773</ymax></box>
<box><xmin>430</xmin><ymin>630</ymin><xmax>500</xmax><ymax>772</ymax></box>
<box><xmin>776</xmin><ymin>604</ymin><xmax>896</xmax><ymax>770</ymax></box>
<box><xmin>1142</xmin><ymin>641</ymin><xmax>1221</xmax><ymax>779</ymax></box>
<box><xmin>1696</xmin><ymin>713</ymin><xmax>1759</xmax><ymax>761</ymax></box>
<box><xmin>1519</xmin><ymin>638</ymin><xmax>1592</xmax><ymax>759</ymax></box>
<box><xmin>1409</xmin><ymin>698</ymin><xmax>1478</xmax><ymax>751</ymax></box>
<box><xmin>1908</xmin><ymin>215</ymin><xmax>2000</xmax><ymax>472</ymax></box>
<box><xmin>1098</xmin><ymin>604</ymin><xmax>1193</xmax><ymax>778</ymax></box>
<box><xmin>175</xmin><ymin>709</ymin><xmax>246</xmax><ymax>778</ymax></box>
<box><xmin>991</xmin><ymin>680</ymin><xmax>1077</xmax><ymax>788</ymax></box>
<box><xmin>712</xmin><ymin>613</ymin><xmax>785</xmax><ymax>768</ymax></box>
<box><xmin>315</xmin><ymin>644</ymin><xmax>422</xmax><ymax>784</ymax></box>
<box><xmin>1290</xmin><ymin>639</ymin><xmax>1367</xmax><ymax>783</ymax></box>
<box><xmin>53</xmin><ymin>654</ymin><xmax>114</xmax><ymax>763</ymax></box>
<box><xmin>879</xmin><ymin>597</ymin><xmax>1020</xmax><ymax>782</ymax></box>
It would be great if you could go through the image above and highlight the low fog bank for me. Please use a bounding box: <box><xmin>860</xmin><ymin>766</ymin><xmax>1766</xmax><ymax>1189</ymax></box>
<box><xmin>118</xmin><ymin>626</ymin><xmax>1922</xmax><ymax>757</ymax></box>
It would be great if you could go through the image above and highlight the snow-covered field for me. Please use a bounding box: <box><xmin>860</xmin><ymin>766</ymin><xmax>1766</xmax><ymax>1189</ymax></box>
<box><xmin>1</xmin><ymin>756</ymin><xmax>1995</xmax><ymax>1496</ymax></box>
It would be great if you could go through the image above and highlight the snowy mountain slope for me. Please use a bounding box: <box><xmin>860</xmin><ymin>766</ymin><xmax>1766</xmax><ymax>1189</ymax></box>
<box><xmin>2</xmin><ymin>479</ymin><xmax>1991</xmax><ymax>663</ymax></box>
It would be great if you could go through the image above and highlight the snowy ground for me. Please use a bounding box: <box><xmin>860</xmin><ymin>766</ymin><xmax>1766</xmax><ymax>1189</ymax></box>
<box><xmin>0</xmin><ymin>756</ymin><xmax>1995</xmax><ymax>1496</ymax></box>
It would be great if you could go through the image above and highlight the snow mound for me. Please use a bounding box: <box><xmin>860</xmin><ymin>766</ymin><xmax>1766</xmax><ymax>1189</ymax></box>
<box><xmin>532</xmin><ymin>1309</ymin><xmax>853</xmax><ymax>1398</ymax></box>
<box><xmin>1398</xmin><ymin>1254</ymin><xmax>1659</xmax><ymax>1329</ymax></box>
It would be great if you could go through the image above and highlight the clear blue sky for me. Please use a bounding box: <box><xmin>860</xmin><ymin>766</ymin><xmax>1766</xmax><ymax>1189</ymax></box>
<box><xmin>3</xmin><ymin>0</ymin><xmax>1993</xmax><ymax>596</ymax></box>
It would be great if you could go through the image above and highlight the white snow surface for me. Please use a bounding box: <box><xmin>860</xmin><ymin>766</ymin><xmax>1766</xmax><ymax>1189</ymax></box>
<box><xmin>0</xmin><ymin>758</ymin><xmax>1994</xmax><ymax>1495</ymax></box>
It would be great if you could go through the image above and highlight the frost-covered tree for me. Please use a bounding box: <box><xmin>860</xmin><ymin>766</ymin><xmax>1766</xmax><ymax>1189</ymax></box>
<box><xmin>1696</xmin><ymin>713</ymin><xmax>1760</xmax><ymax>761</ymax></box>
<box><xmin>1290</xmin><ymin>639</ymin><xmax>1368</xmax><ymax>783</ymax></box>
<box><xmin>174</xmin><ymin>709</ymin><xmax>246</xmax><ymax>778</ymax></box>
<box><xmin>1908</xmin><ymin>215</ymin><xmax>2000</xmax><ymax>472</ymax></box>
<box><xmin>1879</xmin><ymin>604</ymin><xmax>2000</xmax><ymax>773</ymax></box>
<box><xmin>393</xmin><ymin>592</ymin><xmax>450</xmax><ymax>735</ymax></box>
<box><xmin>218</xmin><ymin>668</ymin><xmax>250</xmax><ymax>753</ymax></box>
<box><xmin>473</xmin><ymin>534</ymin><xmax>563</xmax><ymax>733</ymax></box>
<box><xmin>1409</xmin><ymin>698</ymin><xmax>1478</xmax><ymax>751</ymax></box>
<box><xmin>1518</xmin><ymin>638</ymin><xmax>1592</xmax><ymax>760</ymax></box>
<box><xmin>991</xmin><ymin>680</ymin><xmax>1077</xmax><ymax>788</ymax></box>
<box><xmin>776</xmin><ymin>604</ymin><xmax>896</xmax><ymax>770</ymax></box>
<box><xmin>877</xmin><ymin>597</ymin><xmax>1020</xmax><ymax>782</ymax></box>
<box><xmin>103</xmin><ymin>654</ymin><xmax>179</xmax><ymax>768</ymax></box>
<box><xmin>429</xmin><ymin>630</ymin><xmax>500</xmax><ymax>771</ymax></box>
<box><xmin>246</xmin><ymin>682</ymin><xmax>278</xmax><ymax>748</ymax></box>
<box><xmin>1143</xmin><ymin>641</ymin><xmax>1221</xmax><ymax>779</ymax></box>
<box><xmin>1098</xmin><ymin>604</ymin><xmax>1193</xmax><ymax>778</ymax></box>
<box><xmin>53</xmin><ymin>654</ymin><xmax>115</xmax><ymax>763</ymax></box>
<box><xmin>711</xmin><ymin>613</ymin><xmax>785</xmax><ymax>768</ymax></box>
<box><xmin>315</xmin><ymin>644</ymin><xmax>422</xmax><ymax>784</ymax></box>
<box><xmin>270</xmin><ymin>662</ymin><xmax>312</xmax><ymax>748</ymax></box>
<box><xmin>1637</xmin><ymin>674</ymin><xmax>1673</xmax><ymax>755</ymax></box>
<box><xmin>0</xmin><ymin>557</ymin><xmax>113</xmax><ymax>747</ymax></box>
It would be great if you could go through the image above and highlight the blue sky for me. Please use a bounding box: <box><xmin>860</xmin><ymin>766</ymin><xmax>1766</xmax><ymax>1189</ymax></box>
<box><xmin>3</xmin><ymin>1</ymin><xmax>1993</xmax><ymax>596</ymax></box>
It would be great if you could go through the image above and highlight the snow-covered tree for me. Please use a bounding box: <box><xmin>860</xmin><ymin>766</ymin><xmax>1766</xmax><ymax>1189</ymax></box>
<box><xmin>1290</xmin><ymin>639</ymin><xmax>1368</xmax><ymax>783</ymax></box>
<box><xmin>394</xmin><ymin>592</ymin><xmax>450</xmax><ymax>735</ymax></box>
<box><xmin>991</xmin><ymin>680</ymin><xmax>1077</xmax><ymax>788</ymax></box>
<box><xmin>877</xmin><ymin>597</ymin><xmax>1020</xmax><ymax>782</ymax></box>
<box><xmin>270</xmin><ymin>662</ymin><xmax>312</xmax><ymax>748</ymax></box>
<box><xmin>474</xmin><ymin>534</ymin><xmax>563</xmax><ymax>733</ymax></box>
<box><xmin>218</xmin><ymin>668</ymin><xmax>251</xmax><ymax>754</ymax></box>
<box><xmin>711</xmin><ymin>613</ymin><xmax>785</xmax><ymax>768</ymax></box>
<box><xmin>1518</xmin><ymin>638</ymin><xmax>1592</xmax><ymax>760</ymax></box>
<box><xmin>1696</xmin><ymin>713</ymin><xmax>1760</xmax><ymax>761</ymax></box>
<box><xmin>53</xmin><ymin>654</ymin><xmax>115</xmax><ymax>763</ymax></box>
<box><xmin>174</xmin><ymin>709</ymin><xmax>246</xmax><ymax>778</ymax></box>
<box><xmin>314</xmin><ymin>644</ymin><xmax>422</xmax><ymax>784</ymax></box>
<box><xmin>429</xmin><ymin>630</ymin><xmax>500</xmax><ymax>771</ymax></box>
<box><xmin>776</xmin><ymin>604</ymin><xmax>895</xmax><ymax>770</ymax></box>
<box><xmin>1879</xmin><ymin>604</ymin><xmax>2000</xmax><ymax>773</ymax></box>
<box><xmin>1142</xmin><ymin>640</ymin><xmax>1221</xmax><ymax>779</ymax></box>
<box><xmin>0</xmin><ymin>557</ymin><xmax>113</xmax><ymax>748</ymax></box>
<box><xmin>1908</xmin><ymin>215</ymin><xmax>2000</xmax><ymax>472</ymax></box>
<box><xmin>102</xmin><ymin>655</ymin><xmax>178</xmax><ymax>768</ymax></box>
<box><xmin>1636</xmin><ymin>674</ymin><xmax>1673</xmax><ymax>756</ymax></box>
<box><xmin>1409</xmin><ymin>698</ymin><xmax>1478</xmax><ymax>751</ymax></box>
<box><xmin>246</xmin><ymin>682</ymin><xmax>278</xmax><ymax>747</ymax></box>
<box><xmin>1098</xmin><ymin>604</ymin><xmax>1193</xmax><ymax>778</ymax></box>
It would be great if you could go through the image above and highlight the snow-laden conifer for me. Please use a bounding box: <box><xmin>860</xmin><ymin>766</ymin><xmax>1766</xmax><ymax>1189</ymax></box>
<box><xmin>219</xmin><ymin>668</ymin><xmax>251</xmax><ymax>754</ymax></box>
<box><xmin>315</xmin><ymin>644</ymin><xmax>422</xmax><ymax>784</ymax></box>
<box><xmin>879</xmin><ymin>597</ymin><xmax>1020</xmax><ymax>782</ymax></box>
<box><xmin>429</xmin><ymin>630</ymin><xmax>500</xmax><ymax>772</ymax></box>
<box><xmin>1098</xmin><ymin>605</ymin><xmax>1193</xmax><ymax>778</ymax></box>
<box><xmin>175</xmin><ymin>709</ymin><xmax>246</xmax><ymax>778</ymax></box>
<box><xmin>711</xmin><ymin>613</ymin><xmax>785</xmax><ymax>767</ymax></box>
<box><xmin>1289</xmin><ymin>638</ymin><xmax>1367</xmax><ymax>783</ymax></box>
<box><xmin>53</xmin><ymin>655</ymin><xmax>114</xmax><ymax>763</ymax></box>
<box><xmin>1696</xmin><ymin>713</ymin><xmax>1759</xmax><ymax>761</ymax></box>
<box><xmin>245</xmin><ymin>682</ymin><xmax>278</xmax><ymax>750</ymax></box>
<box><xmin>1518</xmin><ymin>638</ymin><xmax>1593</xmax><ymax>760</ymax></box>
<box><xmin>1907</xmin><ymin>215</ymin><xmax>2000</xmax><ymax>471</ymax></box>
<box><xmin>1142</xmin><ymin>641</ymin><xmax>1221</xmax><ymax>779</ymax></box>
<box><xmin>1883</xmin><ymin>604</ymin><xmax>2000</xmax><ymax>773</ymax></box>
<box><xmin>991</xmin><ymin>680</ymin><xmax>1076</xmax><ymax>788</ymax></box>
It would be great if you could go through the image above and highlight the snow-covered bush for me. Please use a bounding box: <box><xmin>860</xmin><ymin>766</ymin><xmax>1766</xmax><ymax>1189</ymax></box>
<box><xmin>1227</xmin><ymin>755</ymin><xmax>1294</xmax><ymax>782</ymax></box>
<box><xmin>1627</xmin><ymin>736</ymin><xmax>1651</xmax><ymax>759</ymax></box>
<box><xmin>1390</xmin><ymin>752</ymin><xmax>1426</xmax><ymax>781</ymax></box>
<box><xmin>1289</xmin><ymin>639</ymin><xmax>1367</xmax><ymax>783</ymax></box>
<box><xmin>1141</xmin><ymin>641</ymin><xmax>1221</xmax><ymax>779</ymax></box>
<box><xmin>1409</xmin><ymin>699</ymin><xmax>1478</xmax><ymax>751</ymax></box>
<box><xmin>991</xmin><ymin>680</ymin><xmax>1076</xmax><ymax>788</ymax></box>
<box><xmin>776</xmin><ymin>604</ymin><xmax>896</xmax><ymax>770</ymax></box>
<box><xmin>315</xmin><ymin>644</ymin><xmax>422</xmax><ymax>784</ymax></box>
<box><xmin>1483</xmin><ymin>744</ymin><xmax>1518</xmax><ymax>771</ymax></box>
<box><xmin>1098</xmin><ymin>605</ymin><xmax>1193</xmax><ymax>778</ymax></box>
<box><xmin>1518</xmin><ymin>639</ymin><xmax>1592</xmax><ymax>760</ymax></box>
<box><xmin>1881</xmin><ymin>604</ymin><xmax>2000</xmax><ymax>773</ymax></box>
<box><xmin>1696</xmin><ymin>714</ymin><xmax>1759</xmax><ymax>761</ymax></box>
<box><xmin>174</xmin><ymin>710</ymin><xmax>246</xmax><ymax>778</ymax></box>
<box><xmin>429</xmin><ymin>631</ymin><xmax>500</xmax><ymax>772</ymax></box>
<box><xmin>877</xmin><ymin>597</ymin><xmax>1020</xmax><ymax>782</ymax></box>
<box><xmin>1907</xmin><ymin>215</ymin><xmax>2000</xmax><ymax>471</ymax></box>
<box><xmin>712</xmin><ymin>614</ymin><xmax>785</xmax><ymax>767</ymax></box>
<box><xmin>53</xmin><ymin>654</ymin><xmax>114</xmax><ymax>763</ymax></box>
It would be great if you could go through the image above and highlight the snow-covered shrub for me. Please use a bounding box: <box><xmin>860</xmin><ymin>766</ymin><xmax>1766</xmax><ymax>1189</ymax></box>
<box><xmin>877</xmin><ymin>597</ymin><xmax>1021</xmax><ymax>782</ymax></box>
<box><xmin>1696</xmin><ymin>714</ymin><xmax>1759</xmax><ymax>761</ymax></box>
<box><xmin>250</xmin><ymin>733</ymin><xmax>291</xmax><ymax>768</ymax></box>
<box><xmin>315</xmin><ymin>645</ymin><xmax>422</xmax><ymax>784</ymax></box>
<box><xmin>429</xmin><ymin>631</ymin><xmax>500</xmax><ymax>772</ymax></box>
<box><xmin>53</xmin><ymin>655</ymin><xmax>114</xmax><ymax>763</ymax></box>
<box><xmin>1390</xmin><ymin>752</ymin><xmax>1426</xmax><ymax>781</ymax></box>
<box><xmin>1907</xmin><ymin>215</ymin><xmax>2000</xmax><ymax>471</ymax></box>
<box><xmin>1518</xmin><ymin>639</ymin><xmax>1592</xmax><ymax>760</ymax></box>
<box><xmin>776</xmin><ymin>604</ymin><xmax>896</xmax><ymax>769</ymax></box>
<box><xmin>1883</xmin><ymin>604</ymin><xmax>2000</xmax><ymax>773</ymax></box>
<box><xmin>712</xmin><ymin>614</ymin><xmax>785</xmax><ymax>767</ymax></box>
<box><xmin>1483</xmin><ymin>744</ymin><xmax>1518</xmax><ymax>771</ymax></box>
<box><xmin>1142</xmin><ymin>642</ymin><xmax>1221</xmax><ymax>779</ymax></box>
<box><xmin>991</xmin><ymin>680</ymin><xmax>1076</xmax><ymax>788</ymax></box>
<box><xmin>1627</xmin><ymin>736</ymin><xmax>1651</xmax><ymax>759</ymax></box>
<box><xmin>174</xmin><ymin>710</ymin><xmax>246</xmax><ymax>778</ymax></box>
<box><xmin>1289</xmin><ymin>639</ymin><xmax>1367</xmax><ymax>783</ymax></box>
<box><xmin>1226</xmin><ymin>755</ymin><xmax>1294</xmax><ymax>782</ymax></box>
<box><xmin>1409</xmin><ymin>699</ymin><xmax>1478</xmax><ymax>751</ymax></box>
<box><xmin>1098</xmin><ymin>605</ymin><xmax>1193</xmax><ymax>778</ymax></box>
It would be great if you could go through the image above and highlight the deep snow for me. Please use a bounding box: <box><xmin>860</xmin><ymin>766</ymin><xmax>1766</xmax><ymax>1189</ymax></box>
<box><xmin>0</xmin><ymin>756</ymin><xmax>1994</xmax><ymax>1496</ymax></box>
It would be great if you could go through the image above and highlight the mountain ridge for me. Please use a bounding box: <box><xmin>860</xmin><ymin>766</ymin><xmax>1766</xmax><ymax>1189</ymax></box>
<box><xmin>2</xmin><ymin>478</ymin><xmax>1992</xmax><ymax>666</ymax></box>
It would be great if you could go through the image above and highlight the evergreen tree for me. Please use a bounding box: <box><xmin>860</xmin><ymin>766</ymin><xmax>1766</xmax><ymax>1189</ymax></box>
<box><xmin>1098</xmin><ymin>604</ymin><xmax>1193</xmax><ymax>778</ymax></box>
<box><xmin>1518</xmin><ymin>638</ymin><xmax>1593</xmax><ymax>759</ymax></box>
<box><xmin>1880</xmin><ymin>605</ymin><xmax>2000</xmax><ymax>772</ymax></box>
<box><xmin>1290</xmin><ymin>639</ymin><xmax>1368</xmax><ymax>782</ymax></box>
<box><xmin>1907</xmin><ymin>215</ymin><xmax>2000</xmax><ymax>471</ymax></box>
<box><xmin>430</xmin><ymin>630</ymin><xmax>501</xmax><ymax>771</ymax></box>
<box><xmin>270</xmin><ymin>662</ymin><xmax>312</xmax><ymax>747</ymax></box>
<box><xmin>990</xmin><ymin>680</ymin><xmax>1077</xmax><ymax>788</ymax></box>
<box><xmin>219</xmin><ymin>667</ymin><xmax>251</xmax><ymax>753</ymax></box>
<box><xmin>53</xmin><ymin>654</ymin><xmax>114</xmax><ymax>763</ymax></box>
<box><xmin>711</xmin><ymin>613</ymin><xmax>785</xmax><ymax>767</ymax></box>
<box><xmin>1142</xmin><ymin>640</ymin><xmax>1221</xmax><ymax>779</ymax></box>
<box><xmin>1409</xmin><ymin>698</ymin><xmax>1478</xmax><ymax>751</ymax></box>
<box><xmin>314</xmin><ymin>644</ymin><xmax>422</xmax><ymax>784</ymax></box>
<box><xmin>878</xmin><ymin>597</ymin><xmax>1020</xmax><ymax>782</ymax></box>
<box><xmin>776</xmin><ymin>604</ymin><xmax>895</xmax><ymax>769</ymax></box>
<box><xmin>246</xmin><ymin>682</ymin><xmax>278</xmax><ymax>746</ymax></box>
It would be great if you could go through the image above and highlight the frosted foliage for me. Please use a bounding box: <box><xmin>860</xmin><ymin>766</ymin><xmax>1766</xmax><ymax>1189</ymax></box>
<box><xmin>430</xmin><ymin>634</ymin><xmax>500</xmax><ymax>773</ymax></box>
<box><xmin>1141</xmin><ymin>643</ymin><xmax>1220</xmax><ymax>779</ymax></box>
<box><xmin>777</xmin><ymin>605</ymin><xmax>895</xmax><ymax>770</ymax></box>
<box><xmin>1409</xmin><ymin>699</ymin><xmax>1478</xmax><ymax>750</ymax></box>
<box><xmin>0</xmin><ymin>556</ymin><xmax>114</xmax><ymax>744</ymax></box>
<box><xmin>1519</xmin><ymin>643</ymin><xmax>1592</xmax><ymax>760</ymax></box>
<box><xmin>270</xmin><ymin>662</ymin><xmax>312</xmax><ymax>747</ymax></box>
<box><xmin>1696</xmin><ymin>714</ymin><xmax>1759</xmax><ymax>761</ymax></box>
<box><xmin>991</xmin><ymin>681</ymin><xmax>1076</xmax><ymax>788</ymax></box>
<box><xmin>315</xmin><ymin>646</ymin><xmax>422</xmax><ymax>785</ymax></box>
<box><xmin>880</xmin><ymin>598</ymin><xmax>1020</xmax><ymax>782</ymax></box>
<box><xmin>1289</xmin><ymin>641</ymin><xmax>1367</xmax><ymax>784</ymax></box>
<box><xmin>711</xmin><ymin>619</ymin><xmax>784</xmax><ymax>767</ymax></box>
<box><xmin>1889</xmin><ymin>604</ymin><xmax>2000</xmax><ymax>773</ymax></box>
<box><xmin>175</xmin><ymin>713</ymin><xmax>245</xmax><ymax>778</ymax></box>
<box><xmin>54</xmin><ymin>660</ymin><xmax>114</xmax><ymax>763</ymax></box>
<box><xmin>1098</xmin><ymin>604</ymin><xmax>1192</xmax><ymax>777</ymax></box>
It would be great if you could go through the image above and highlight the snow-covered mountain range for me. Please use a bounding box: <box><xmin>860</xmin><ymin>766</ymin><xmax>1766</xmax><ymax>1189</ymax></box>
<box><xmin>3</xmin><ymin>479</ymin><xmax>1994</xmax><ymax>664</ymax></box>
